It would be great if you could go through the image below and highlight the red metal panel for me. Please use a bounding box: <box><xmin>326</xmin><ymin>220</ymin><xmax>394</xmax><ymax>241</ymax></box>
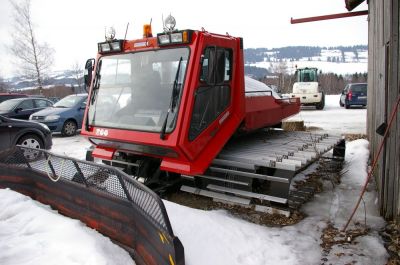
<box><xmin>243</xmin><ymin>97</ymin><xmax>300</xmax><ymax>131</ymax></box>
<box><xmin>92</xmin><ymin>146</ymin><xmax>115</xmax><ymax>160</ymax></box>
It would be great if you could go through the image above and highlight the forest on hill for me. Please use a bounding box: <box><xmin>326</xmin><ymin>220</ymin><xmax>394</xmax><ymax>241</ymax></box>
<box><xmin>244</xmin><ymin>45</ymin><xmax>367</xmax><ymax>63</ymax></box>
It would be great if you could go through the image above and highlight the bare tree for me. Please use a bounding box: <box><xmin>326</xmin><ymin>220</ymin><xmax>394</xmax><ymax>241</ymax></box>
<box><xmin>269</xmin><ymin>61</ymin><xmax>288</xmax><ymax>92</ymax></box>
<box><xmin>0</xmin><ymin>74</ymin><xmax>8</xmax><ymax>92</ymax></box>
<box><xmin>71</xmin><ymin>61</ymin><xmax>84</xmax><ymax>93</ymax></box>
<box><xmin>10</xmin><ymin>0</ymin><xmax>54</xmax><ymax>91</ymax></box>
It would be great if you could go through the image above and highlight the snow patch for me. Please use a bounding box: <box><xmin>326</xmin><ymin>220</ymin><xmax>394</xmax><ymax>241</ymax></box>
<box><xmin>0</xmin><ymin>189</ymin><xmax>134</xmax><ymax>265</ymax></box>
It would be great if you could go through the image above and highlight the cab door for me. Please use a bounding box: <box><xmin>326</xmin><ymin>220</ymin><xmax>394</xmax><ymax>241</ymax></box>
<box><xmin>188</xmin><ymin>46</ymin><xmax>232</xmax><ymax>142</ymax></box>
<box><xmin>182</xmin><ymin>35</ymin><xmax>238</xmax><ymax>166</ymax></box>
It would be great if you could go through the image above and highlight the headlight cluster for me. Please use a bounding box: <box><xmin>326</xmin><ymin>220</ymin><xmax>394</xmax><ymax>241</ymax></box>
<box><xmin>44</xmin><ymin>115</ymin><xmax>60</xmax><ymax>122</ymax></box>
<box><xmin>98</xmin><ymin>40</ymin><xmax>123</xmax><ymax>54</ymax></box>
<box><xmin>157</xmin><ymin>30</ymin><xmax>192</xmax><ymax>46</ymax></box>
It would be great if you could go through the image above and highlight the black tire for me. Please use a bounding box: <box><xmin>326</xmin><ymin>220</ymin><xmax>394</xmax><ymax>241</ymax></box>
<box><xmin>345</xmin><ymin>104</ymin><xmax>350</xmax><ymax>109</ymax></box>
<box><xmin>316</xmin><ymin>94</ymin><xmax>325</xmax><ymax>110</ymax></box>
<box><xmin>339</xmin><ymin>100</ymin><xmax>344</xmax><ymax>107</ymax></box>
<box><xmin>17</xmin><ymin>134</ymin><xmax>44</xmax><ymax>161</ymax></box>
<box><xmin>61</xmin><ymin>120</ymin><xmax>78</xmax><ymax>137</ymax></box>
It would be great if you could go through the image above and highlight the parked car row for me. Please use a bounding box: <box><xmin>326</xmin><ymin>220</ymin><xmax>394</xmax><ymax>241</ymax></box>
<box><xmin>0</xmin><ymin>93</ymin><xmax>87</xmax><ymax>159</ymax></box>
<box><xmin>0</xmin><ymin>93</ymin><xmax>87</xmax><ymax>135</ymax></box>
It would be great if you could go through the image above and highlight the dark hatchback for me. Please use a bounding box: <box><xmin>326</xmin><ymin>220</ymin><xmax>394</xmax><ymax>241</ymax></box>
<box><xmin>0</xmin><ymin>115</ymin><xmax>52</xmax><ymax>160</ymax></box>
<box><xmin>339</xmin><ymin>83</ymin><xmax>368</xmax><ymax>109</ymax></box>
<box><xmin>0</xmin><ymin>97</ymin><xmax>53</xmax><ymax>120</ymax></box>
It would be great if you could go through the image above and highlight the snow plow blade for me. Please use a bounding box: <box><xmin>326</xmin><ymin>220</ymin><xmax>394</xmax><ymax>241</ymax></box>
<box><xmin>0</xmin><ymin>146</ymin><xmax>184</xmax><ymax>265</ymax></box>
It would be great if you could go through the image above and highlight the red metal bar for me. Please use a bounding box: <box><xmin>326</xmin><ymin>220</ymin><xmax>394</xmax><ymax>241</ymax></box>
<box><xmin>291</xmin><ymin>10</ymin><xmax>368</xmax><ymax>24</ymax></box>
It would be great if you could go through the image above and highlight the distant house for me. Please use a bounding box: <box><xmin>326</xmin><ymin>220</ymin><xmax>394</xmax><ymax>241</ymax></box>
<box><xmin>362</xmin><ymin>0</ymin><xmax>400</xmax><ymax>220</ymax></box>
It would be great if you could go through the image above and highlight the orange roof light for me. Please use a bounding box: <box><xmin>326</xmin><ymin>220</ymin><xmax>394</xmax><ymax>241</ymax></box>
<box><xmin>182</xmin><ymin>31</ymin><xmax>188</xmax><ymax>43</ymax></box>
<box><xmin>143</xmin><ymin>24</ymin><xmax>153</xmax><ymax>38</ymax></box>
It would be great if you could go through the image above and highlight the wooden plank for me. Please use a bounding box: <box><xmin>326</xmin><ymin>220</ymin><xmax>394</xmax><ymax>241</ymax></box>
<box><xmin>390</xmin><ymin>0</ymin><xmax>400</xmax><ymax>221</ymax></box>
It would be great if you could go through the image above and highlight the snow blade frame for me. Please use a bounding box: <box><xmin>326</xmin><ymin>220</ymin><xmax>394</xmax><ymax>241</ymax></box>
<box><xmin>0</xmin><ymin>146</ymin><xmax>184</xmax><ymax>265</ymax></box>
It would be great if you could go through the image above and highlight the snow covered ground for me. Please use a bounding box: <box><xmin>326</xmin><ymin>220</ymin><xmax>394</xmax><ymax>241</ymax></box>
<box><xmin>285</xmin><ymin>94</ymin><xmax>367</xmax><ymax>134</ymax></box>
<box><xmin>0</xmin><ymin>96</ymin><xmax>389</xmax><ymax>265</ymax></box>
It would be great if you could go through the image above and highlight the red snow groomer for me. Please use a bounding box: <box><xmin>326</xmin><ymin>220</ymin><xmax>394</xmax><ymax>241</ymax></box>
<box><xmin>0</xmin><ymin>16</ymin><xmax>347</xmax><ymax>265</ymax></box>
<box><xmin>82</xmin><ymin>16</ymin><xmax>300</xmax><ymax>204</ymax></box>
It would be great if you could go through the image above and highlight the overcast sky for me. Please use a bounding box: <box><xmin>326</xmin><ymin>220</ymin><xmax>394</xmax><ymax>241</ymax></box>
<box><xmin>0</xmin><ymin>0</ymin><xmax>368</xmax><ymax>78</ymax></box>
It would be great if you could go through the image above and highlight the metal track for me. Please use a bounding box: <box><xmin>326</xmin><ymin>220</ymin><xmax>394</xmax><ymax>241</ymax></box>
<box><xmin>181</xmin><ymin>130</ymin><xmax>344</xmax><ymax>215</ymax></box>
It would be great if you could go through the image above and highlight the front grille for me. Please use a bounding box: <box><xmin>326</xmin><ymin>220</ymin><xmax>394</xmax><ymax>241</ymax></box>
<box><xmin>31</xmin><ymin>116</ymin><xmax>45</xmax><ymax>121</ymax></box>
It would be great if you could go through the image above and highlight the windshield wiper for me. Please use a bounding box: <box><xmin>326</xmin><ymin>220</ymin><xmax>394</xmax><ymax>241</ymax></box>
<box><xmin>160</xmin><ymin>57</ymin><xmax>183</xmax><ymax>140</ymax></box>
<box><xmin>85</xmin><ymin>60</ymin><xmax>102</xmax><ymax>131</ymax></box>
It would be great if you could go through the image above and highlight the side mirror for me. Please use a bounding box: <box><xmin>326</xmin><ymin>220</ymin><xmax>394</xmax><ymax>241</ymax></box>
<box><xmin>84</xmin><ymin>58</ymin><xmax>95</xmax><ymax>91</ymax></box>
<box><xmin>15</xmin><ymin>107</ymin><xmax>23</xmax><ymax>113</ymax></box>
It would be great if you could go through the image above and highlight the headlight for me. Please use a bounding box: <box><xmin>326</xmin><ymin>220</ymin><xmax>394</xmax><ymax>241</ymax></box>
<box><xmin>98</xmin><ymin>40</ymin><xmax>123</xmax><ymax>54</ymax></box>
<box><xmin>157</xmin><ymin>30</ymin><xmax>192</xmax><ymax>46</ymax></box>
<box><xmin>44</xmin><ymin>115</ymin><xmax>60</xmax><ymax>121</ymax></box>
<box><xmin>170</xmin><ymin>32</ymin><xmax>183</xmax><ymax>43</ymax></box>
<box><xmin>39</xmin><ymin>123</ymin><xmax>50</xmax><ymax>131</ymax></box>
<box><xmin>158</xmin><ymin>34</ymin><xmax>170</xmax><ymax>45</ymax></box>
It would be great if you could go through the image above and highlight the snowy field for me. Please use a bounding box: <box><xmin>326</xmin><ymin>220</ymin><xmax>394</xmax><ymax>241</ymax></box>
<box><xmin>0</xmin><ymin>95</ymin><xmax>389</xmax><ymax>265</ymax></box>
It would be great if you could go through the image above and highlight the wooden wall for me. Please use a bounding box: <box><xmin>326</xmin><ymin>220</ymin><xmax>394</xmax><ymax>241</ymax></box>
<box><xmin>367</xmin><ymin>0</ymin><xmax>400</xmax><ymax>220</ymax></box>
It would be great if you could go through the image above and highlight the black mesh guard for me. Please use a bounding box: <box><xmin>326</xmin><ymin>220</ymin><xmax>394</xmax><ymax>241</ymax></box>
<box><xmin>0</xmin><ymin>146</ymin><xmax>174</xmax><ymax>237</ymax></box>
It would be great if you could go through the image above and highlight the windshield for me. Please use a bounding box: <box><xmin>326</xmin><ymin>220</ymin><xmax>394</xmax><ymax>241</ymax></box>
<box><xmin>0</xmin><ymin>99</ymin><xmax>20</xmax><ymax>111</ymax></box>
<box><xmin>88</xmin><ymin>48</ymin><xmax>189</xmax><ymax>133</ymax></box>
<box><xmin>297</xmin><ymin>69</ymin><xmax>318</xmax><ymax>82</ymax></box>
<box><xmin>54</xmin><ymin>95</ymin><xmax>86</xmax><ymax>108</ymax></box>
<box><xmin>351</xmin><ymin>84</ymin><xmax>367</xmax><ymax>93</ymax></box>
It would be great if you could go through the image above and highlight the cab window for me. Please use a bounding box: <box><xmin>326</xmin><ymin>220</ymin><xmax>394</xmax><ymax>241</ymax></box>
<box><xmin>189</xmin><ymin>46</ymin><xmax>232</xmax><ymax>141</ymax></box>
